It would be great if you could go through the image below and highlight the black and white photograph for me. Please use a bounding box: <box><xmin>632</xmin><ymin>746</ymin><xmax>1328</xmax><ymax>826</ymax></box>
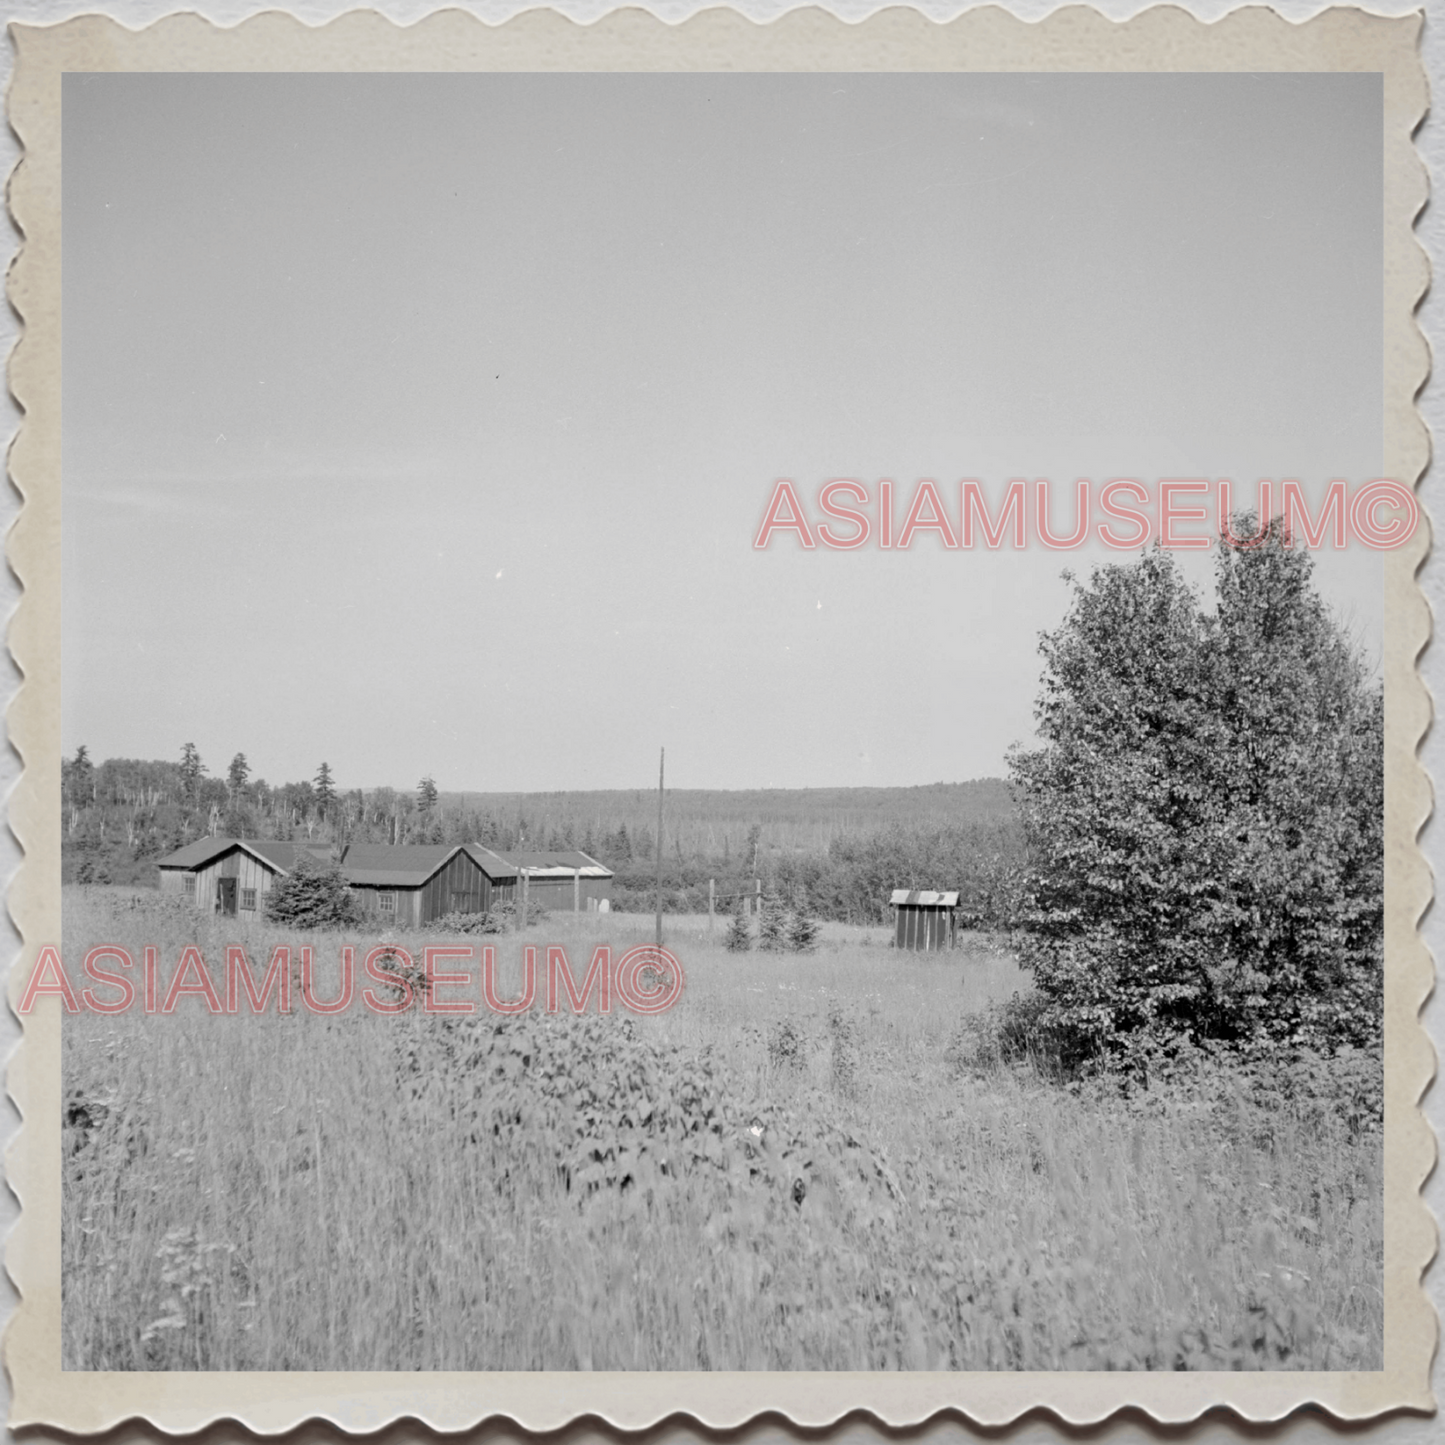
<box><xmin>3</xmin><ymin>2</ymin><xmax>1433</xmax><ymax>1429</ymax></box>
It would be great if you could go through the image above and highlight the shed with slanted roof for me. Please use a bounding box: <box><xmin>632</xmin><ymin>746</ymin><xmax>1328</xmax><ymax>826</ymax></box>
<box><xmin>501</xmin><ymin>850</ymin><xmax>614</xmax><ymax>913</ymax></box>
<box><xmin>890</xmin><ymin>889</ymin><xmax>959</xmax><ymax>951</ymax></box>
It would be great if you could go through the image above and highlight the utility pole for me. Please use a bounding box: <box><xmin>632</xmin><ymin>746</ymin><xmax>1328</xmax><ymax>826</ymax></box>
<box><xmin>655</xmin><ymin>747</ymin><xmax>665</xmax><ymax>947</ymax></box>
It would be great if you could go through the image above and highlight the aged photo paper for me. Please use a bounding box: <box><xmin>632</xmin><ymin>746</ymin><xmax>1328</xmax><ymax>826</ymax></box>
<box><xmin>3</xmin><ymin>3</ymin><xmax>1434</xmax><ymax>1436</ymax></box>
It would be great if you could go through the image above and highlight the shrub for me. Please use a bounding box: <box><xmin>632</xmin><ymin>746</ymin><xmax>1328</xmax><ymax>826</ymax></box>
<box><xmin>766</xmin><ymin>1017</ymin><xmax>807</xmax><ymax>1072</ymax></box>
<box><xmin>945</xmin><ymin>990</ymin><xmax>1077</xmax><ymax>1078</ymax></box>
<box><xmin>423</xmin><ymin>910</ymin><xmax>496</xmax><ymax>936</ymax></box>
<box><xmin>432</xmin><ymin>899</ymin><xmax>551</xmax><ymax>934</ymax></box>
<box><xmin>366</xmin><ymin>945</ymin><xmax>428</xmax><ymax>1009</ymax></box>
<box><xmin>827</xmin><ymin>1005</ymin><xmax>860</xmax><ymax>1096</ymax></box>
<box><xmin>263</xmin><ymin>853</ymin><xmax>360</xmax><ymax>929</ymax></box>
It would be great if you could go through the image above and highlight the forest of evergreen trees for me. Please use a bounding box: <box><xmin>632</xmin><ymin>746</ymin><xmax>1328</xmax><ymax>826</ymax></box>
<box><xmin>59</xmin><ymin>746</ymin><xmax>1023</xmax><ymax>927</ymax></box>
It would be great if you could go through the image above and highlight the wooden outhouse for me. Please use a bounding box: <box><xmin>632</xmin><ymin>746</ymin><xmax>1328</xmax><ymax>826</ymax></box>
<box><xmin>890</xmin><ymin>889</ymin><xmax>959</xmax><ymax>951</ymax></box>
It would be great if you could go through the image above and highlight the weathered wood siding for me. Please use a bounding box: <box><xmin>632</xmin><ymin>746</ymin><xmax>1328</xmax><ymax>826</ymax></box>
<box><xmin>351</xmin><ymin>884</ymin><xmax>419</xmax><ymax>927</ymax></box>
<box><xmin>419</xmin><ymin>850</ymin><xmax>493</xmax><ymax>922</ymax></box>
<box><xmin>522</xmin><ymin>874</ymin><xmax>613</xmax><ymax>913</ymax></box>
<box><xmin>164</xmin><ymin>847</ymin><xmax>281</xmax><ymax>914</ymax></box>
<box><xmin>894</xmin><ymin>905</ymin><xmax>955</xmax><ymax>951</ymax></box>
<box><xmin>351</xmin><ymin>864</ymin><xmax>517</xmax><ymax>929</ymax></box>
<box><xmin>217</xmin><ymin>851</ymin><xmax>277</xmax><ymax>914</ymax></box>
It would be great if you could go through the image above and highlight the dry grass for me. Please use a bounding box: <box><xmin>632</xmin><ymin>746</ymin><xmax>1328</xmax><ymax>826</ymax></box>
<box><xmin>60</xmin><ymin>886</ymin><xmax>1382</xmax><ymax>1371</ymax></box>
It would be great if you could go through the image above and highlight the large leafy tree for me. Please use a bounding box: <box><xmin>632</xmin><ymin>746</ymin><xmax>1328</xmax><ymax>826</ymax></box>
<box><xmin>1009</xmin><ymin>521</ymin><xmax>1382</xmax><ymax>1060</ymax></box>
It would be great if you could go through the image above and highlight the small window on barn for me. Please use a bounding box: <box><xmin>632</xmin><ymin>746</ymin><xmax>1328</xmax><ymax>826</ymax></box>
<box><xmin>241</xmin><ymin>887</ymin><xmax>257</xmax><ymax>911</ymax></box>
<box><xmin>379</xmin><ymin>891</ymin><xmax>396</xmax><ymax>914</ymax></box>
<box><xmin>183</xmin><ymin>875</ymin><xmax>196</xmax><ymax>898</ymax></box>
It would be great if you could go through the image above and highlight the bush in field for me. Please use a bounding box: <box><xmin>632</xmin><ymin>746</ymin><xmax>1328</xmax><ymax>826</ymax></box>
<box><xmin>361</xmin><ymin>944</ymin><xmax>429</xmax><ymax>1008</ymax></box>
<box><xmin>263</xmin><ymin>852</ymin><xmax>360</xmax><ymax>929</ymax></box>
<box><xmin>480</xmin><ymin>899</ymin><xmax>550</xmax><ymax>932</ymax></box>
<box><xmin>424</xmin><ymin>900</ymin><xmax>550</xmax><ymax>934</ymax></box>
<box><xmin>1009</xmin><ymin>520</ymin><xmax>1383</xmax><ymax>1065</ymax></box>
<box><xmin>946</xmin><ymin>991</ymin><xmax>1057</xmax><ymax>1076</ymax></box>
<box><xmin>723</xmin><ymin>907</ymin><xmax>752</xmax><ymax>953</ymax></box>
<box><xmin>766</xmin><ymin>1017</ymin><xmax>807</xmax><ymax>1071</ymax></box>
<box><xmin>393</xmin><ymin>1008</ymin><xmax>903</xmax><ymax>1231</ymax></box>
<box><xmin>422</xmin><ymin>910</ymin><xmax>493</xmax><ymax>935</ymax></box>
<box><xmin>827</xmin><ymin>1005</ymin><xmax>859</xmax><ymax>1096</ymax></box>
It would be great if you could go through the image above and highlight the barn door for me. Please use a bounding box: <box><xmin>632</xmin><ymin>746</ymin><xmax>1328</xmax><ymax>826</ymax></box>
<box><xmin>217</xmin><ymin>877</ymin><xmax>238</xmax><ymax>916</ymax></box>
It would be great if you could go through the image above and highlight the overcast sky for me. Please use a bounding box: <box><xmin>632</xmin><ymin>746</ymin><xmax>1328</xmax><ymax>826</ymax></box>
<box><xmin>62</xmin><ymin>72</ymin><xmax>1383</xmax><ymax>793</ymax></box>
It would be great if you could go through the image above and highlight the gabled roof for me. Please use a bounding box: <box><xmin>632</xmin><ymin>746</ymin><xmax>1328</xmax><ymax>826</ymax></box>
<box><xmin>890</xmin><ymin>889</ymin><xmax>959</xmax><ymax>907</ymax></box>
<box><xmin>339</xmin><ymin>843</ymin><xmax>463</xmax><ymax>887</ymax></box>
<box><xmin>156</xmin><ymin>837</ymin><xmax>613</xmax><ymax>889</ymax></box>
<box><xmin>461</xmin><ymin>843</ymin><xmax>519</xmax><ymax>881</ymax></box>
<box><xmin>156</xmin><ymin>837</ymin><xmax>325</xmax><ymax>874</ymax></box>
<box><xmin>502</xmin><ymin>849</ymin><xmax>613</xmax><ymax>879</ymax></box>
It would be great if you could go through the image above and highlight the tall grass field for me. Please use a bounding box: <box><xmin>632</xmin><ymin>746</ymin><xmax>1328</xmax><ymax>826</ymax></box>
<box><xmin>61</xmin><ymin>886</ymin><xmax>1382</xmax><ymax>1371</ymax></box>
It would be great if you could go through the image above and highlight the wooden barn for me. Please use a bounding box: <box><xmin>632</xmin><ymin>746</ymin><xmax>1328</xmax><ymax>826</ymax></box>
<box><xmin>157</xmin><ymin>838</ymin><xmax>330</xmax><ymax>917</ymax></box>
<box><xmin>890</xmin><ymin>889</ymin><xmax>960</xmax><ymax>951</ymax></box>
<box><xmin>157</xmin><ymin>837</ymin><xmax>612</xmax><ymax>927</ymax></box>
<box><xmin>503</xmin><ymin>850</ymin><xmax>614</xmax><ymax>912</ymax></box>
<box><xmin>339</xmin><ymin>843</ymin><xmax>516</xmax><ymax>928</ymax></box>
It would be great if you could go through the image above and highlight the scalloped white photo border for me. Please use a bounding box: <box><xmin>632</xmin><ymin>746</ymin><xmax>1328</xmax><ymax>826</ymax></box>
<box><xmin>2</xmin><ymin>5</ymin><xmax>1433</xmax><ymax>1434</ymax></box>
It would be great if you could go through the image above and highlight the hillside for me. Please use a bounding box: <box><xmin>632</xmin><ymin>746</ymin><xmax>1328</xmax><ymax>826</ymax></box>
<box><xmin>60</xmin><ymin>752</ymin><xmax>1022</xmax><ymax>923</ymax></box>
<box><xmin>442</xmin><ymin>780</ymin><xmax>1017</xmax><ymax>855</ymax></box>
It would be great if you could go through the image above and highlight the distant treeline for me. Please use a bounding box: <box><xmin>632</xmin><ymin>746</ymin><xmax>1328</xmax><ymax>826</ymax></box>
<box><xmin>59</xmin><ymin>749</ymin><xmax>1022</xmax><ymax>925</ymax></box>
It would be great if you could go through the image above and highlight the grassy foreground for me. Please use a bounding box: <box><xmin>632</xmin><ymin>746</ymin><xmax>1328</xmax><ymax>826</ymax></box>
<box><xmin>60</xmin><ymin>886</ymin><xmax>1382</xmax><ymax>1370</ymax></box>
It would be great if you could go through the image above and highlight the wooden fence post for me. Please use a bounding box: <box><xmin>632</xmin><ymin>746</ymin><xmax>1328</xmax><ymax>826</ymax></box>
<box><xmin>708</xmin><ymin>878</ymin><xmax>715</xmax><ymax>935</ymax></box>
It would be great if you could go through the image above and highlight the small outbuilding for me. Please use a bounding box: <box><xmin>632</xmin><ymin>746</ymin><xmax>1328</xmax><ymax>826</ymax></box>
<box><xmin>503</xmin><ymin>850</ymin><xmax>614</xmax><ymax>913</ymax></box>
<box><xmin>157</xmin><ymin>837</ymin><xmax>329</xmax><ymax>917</ymax></box>
<box><xmin>890</xmin><ymin>889</ymin><xmax>960</xmax><ymax>951</ymax></box>
<box><xmin>340</xmin><ymin>843</ymin><xmax>516</xmax><ymax>927</ymax></box>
